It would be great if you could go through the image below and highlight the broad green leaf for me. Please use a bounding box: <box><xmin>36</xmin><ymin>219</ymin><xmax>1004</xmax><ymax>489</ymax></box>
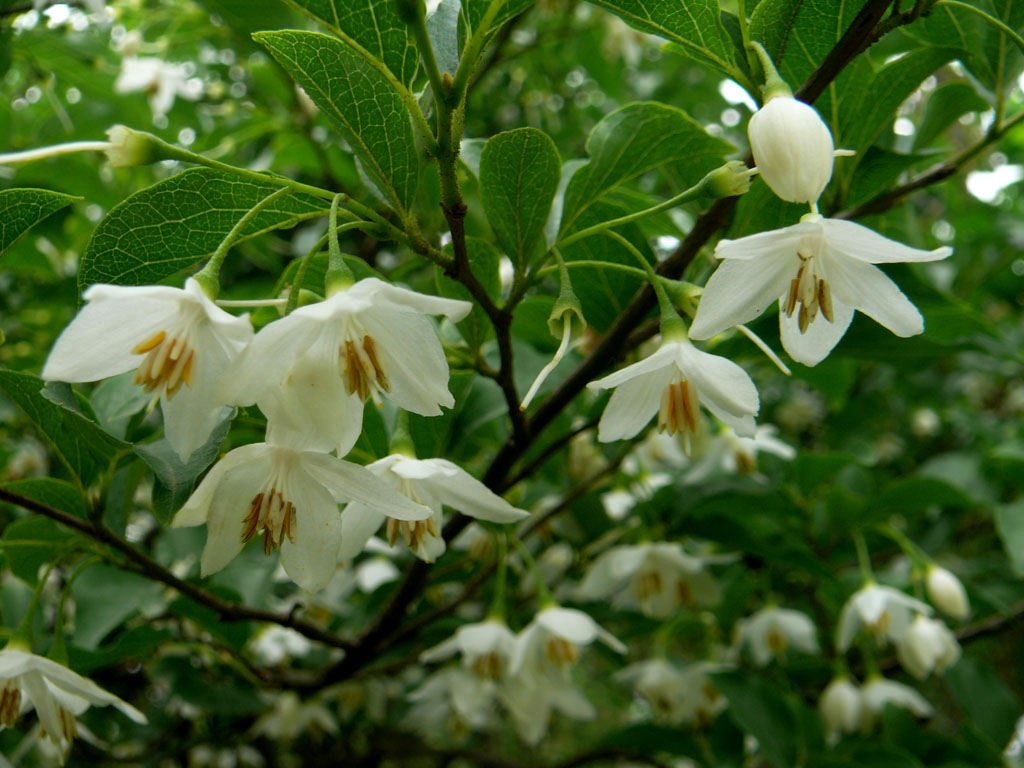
<box><xmin>559</xmin><ymin>102</ymin><xmax>733</xmax><ymax>235</ymax></box>
<box><xmin>79</xmin><ymin>168</ymin><xmax>326</xmax><ymax>290</ymax></box>
<box><xmin>195</xmin><ymin>0</ymin><xmax>297</xmax><ymax>39</ymax></box>
<box><xmin>914</xmin><ymin>82</ymin><xmax>991</xmax><ymax>150</ymax></box>
<box><xmin>602</xmin><ymin>724</ymin><xmax>703</xmax><ymax>759</ymax></box>
<box><xmin>586</xmin><ymin>0</ymin><xmax>742</xmax><ymax>79</ymax></box>
<box><xmin>0</xmin><ymin>517</ymin><xmax>77</xmax><ymax>585</ymax></box>
<box><xmin>1</xmin><ymin>478</ymin><xmax>85</xmax><ymax>519</ymax></box>
<box><xmin>256</xmin><ymin>30</ymin><xmax>419</xmax><ymax>216</ymax></box>
<box><xmin>843</xmin><ymin>147</ymin><xmax>933</xmax><ymax>209</ymax></box>
<box><xmin>0</xmin><ymin>188</ymin><xmax>79</xmax><ymax>259</ymax></box>
<box><xmin>946</xmin><ymin>656</ymin><xmax>1021</xmax><ymax>748</ymax></box>
<box><xmin>436</xmin><ymin>238</ymin><xmax>502</xmax><ymax>351</ymax></box>
<box><xmin>463</xmin><ymin>0</ymin><xmax>534</xmax><ymax>36</ymax></box>
<box><xmin>89</xmin><ymin>372</ymin><xmax>151</xmax><ymax>440</ymax></box>
<box><xmin>428</xmin><ymin>0</ymin><xmax>463</xmax><ymax>76</ymax></box>
<box><xmin>135</xmin><ymin>414</ymin><xmax>233</xmax><ymax>524</ymax></box>
<box><xmin>283</xmin><ymin>0</ymin><xmax>419</xmax><ymax>84</ymax></box>
<box><xmin>480</xmin><ymin>127</ymin><xmax>561</xmax><ymax>268</ymax></box>
<box><xmin>0</xmin><ymin>370</ymin><xmax>128</xmax><ymax>485</ymax></box>
<box><xmin>994</xmin><ymin>498</ymin><xmax>1024</xmax><ymax>576</ymax></box>
<box><xmin>713</xmin><ymin>671</ymin><xmax>799</xmax><ymax>768</ymax></box>
<box><xmin>71</xmin><ymin>564</ymin><xmax>165</xmax><ymax>649</ymax></box>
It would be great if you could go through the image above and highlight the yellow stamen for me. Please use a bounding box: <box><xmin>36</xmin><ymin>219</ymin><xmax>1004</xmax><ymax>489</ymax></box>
<box><xmin>659</xmin><ymin>379</ymin><xmax>700</xmax><ymax>436</ymax></box>
<box><xmin>131</xmin><ymin>330</ymin><xmax>196</xmax><ymax>400</ymax></box>
<box><xmin>543</xmin><ymin>637</ymin><xmax>579</xmax><ymax>667</ymax></box>
<box><xmin>783</xmin><ymin>254</ymin><xmax>833</xmax><ymax>334</ymax></box>
<box><xmin>0</xmin><ymin>683</ymin><xmax>20</xmax><ymax>727</ymax></box>
<box><xmin>241</xmin><ymin>489</ymin><xmax>297</xmax><ymax>554</ymax></box>
<box><xmin>471</xmin><ymin>652</ymin><xmax>504</xmax><ymax>679</ymax></box>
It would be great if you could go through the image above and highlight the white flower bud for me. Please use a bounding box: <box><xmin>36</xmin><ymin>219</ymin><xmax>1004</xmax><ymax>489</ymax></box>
<box><xmin>819</xmin><ymin>677</ymin><xmax>863</xmax><ymax>740</ymax></box>
<box><xmin>896</xmin><ymin>614</ymin><xmax>960</xmax><ymax>679</ymax></box>
<box><xmin>926</xmin><ymin>565</ymin><xmax>969</xmax><ymax>620</ymax></box>
<box><xmin>104</xmin><ymin>125</ymin><xmax>160</xmax><ymax>168</ymax></box>
<box><xmin>748</xmin><ymin>96</ymin><xmax>835</xmax><ymax>205</ymax></box>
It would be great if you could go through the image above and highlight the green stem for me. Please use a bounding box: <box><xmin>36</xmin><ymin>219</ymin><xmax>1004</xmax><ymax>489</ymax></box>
<box><xmin>325</xmin><ymin>194</ymin><xmax>356</xmax><ymax>295</ymax></box>
<box><xmin>512</xmin><ymin>537</ymin><xmax>555</xmax><ymax>606</ymax></box>
<box><xmin>286</xmin><ymin>231</ymin><xmax>330</xmax><ymax>315</ymax></box>
<box><xmin>750</xmin><ymin>41</ymin><xmax>792</xmax><ymax>99</ymax></box>
<box><xmin>876</xmin><ymin>524</ymin><xmax>929</xmax><ymax>570</ymax></box>
<box><xmin>935</xmin><ymin>1</ymin><xmax>1024</xmax><ymax>57</ymax></box>
<box><xmin>449</xmin><ymin>0</ymin><xmax>507</xmax><ymax>108</ymax></box>
<box><xmin>537</xmin><ymin>259</ymin><xmax>650</xmax><ymax>280</ymax></box>
<box><xmin>736</xmin><ymin>0</ymin><xmax>754</xmax><ymax>75</ymax></box>
<box><xmin>194</xmin><ymin>187</ymin><xmax>289</xmax><ymax>298</ymax></box>
<box><xmin>604</xmin><ymin>230</ymin><xmax>687</xmax><ymax>340</ymax></box>
<box><xmin>407</xmin><ymin>3</ymin><xmax>449</xmax><ymax>105</ymax></box>
<box><xmin>50</xmin><ymin>557</ymin><xmax>100</xmax><ymax>665</ymax></box>
<box><xmin>8</xmin><ymin>560</ymin><xmax>60</xmax><ymax>649</ymax></box>
<box><xmin>488</xmin><ymin>533</ymin><xmax>509</xmax><ymax>621</ymax></box>
<box><xmin>853</xmin><ymin>530</ymin><xmax>874</xmax><ymax>583</ymax></box>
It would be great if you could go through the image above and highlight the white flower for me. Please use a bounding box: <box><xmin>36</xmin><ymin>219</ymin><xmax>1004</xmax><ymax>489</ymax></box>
<box><xmin>250</xmin><ymin>692</ymin><xmax>336</xmax><ymax>741</ymax></box>
<box><xmin>115</xmin><ymin>56</ymin><xmax>201</xmax><ymax>116</ymax></box>
<box><xmin>819</xmin><ymin>677</ymin><xmax>864</xmax><ymax>740</ymax></box>
<box><xmin>577</xmin><ymin>542</ymin><xmax>722</xmax><ymax>618</ymax></box>
<box><xmin>690</xmin><ymin>214</ymin><xmax>952</xmax><ymax>366</ymax></box>
<box><xmin>42</xmin><ymin>278</ymin><xmax>252</xmax><ymax>462</ymax></box>
<box><xmin>860</xmin><ymin>676</ymin><xmax>933</xmax><ymax>720</ymax></box>
<box><xmin>171</xmin><ymin>442</ymin><xmax>430</xmax><ymax>592</ymax></box>
<box><xmin>104</xmin><ymin>125</ymin><xmax>158</xmax><ymax>168</ymax></box>
<box><xmin>587</xmin><ymin>337</ymin><xmax>759</xmax><ymax>443</ymax></box>
<box><xmin>616</xmin><ymin>658</ymin><xmax>726</xmax><ymax>726</ymax></box>
<box><xmin>227</xmin><ymin>278</ymin><xmax>471</xmax><ymax>456</ymax></box>
<box><xmin>836</xmin><ymin>583</ymin><xmax>932</xmax><ymax>651</ymax></box>
<box><xmin>0</xmin><ymin>647</ymin><xmax>146</xmax><ymax>753</ymax></box>
<box><xmin>337</xmin><ymin>454</ymin><xmax>528</xmax><ymax>563</ymax></box>
<box><xmin>748</xmin><ymin>96</ymin><xmax>835</xmax><ymax>205</ymax></box>
<box><xmin>895</xmin><ymin>615</ymin><xmax>960</xmax><ymax>680</ymax></box>
<box><xmin>405</xmin><ymin>667</ymin><xmax>493</xmax><ymax>740</ymax></box>
<box><xmin>925</xmin><ymin>565</ymin><xmax>969</xmax><ymax>620</ymax></box>
<box><xmin>685</xmin><ymin>424</ymin><xmax>794</xmax><ymax>482</ymax></box>
<box><xmin>736</xmin><ymin>606</ymin><xmax>819</xmax><ymax>666</ymax></box>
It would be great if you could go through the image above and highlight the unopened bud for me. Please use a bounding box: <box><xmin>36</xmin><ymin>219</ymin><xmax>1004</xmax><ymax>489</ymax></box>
<box><xmin>819</xmin><ymin>677</ymin><xmax>863</xmax><ymax>740</ymax></box>
<box><xmin>702</xmin><ymin>160</ymin><xmax>753</xmax><ymax>199</ymax></box>
<box><xmin>104</xmin><ymin>125</ymin><xmax>161</xmax><ymax>168</ymax></box>
<box><xmin>925</xmin><ymin>565</ymin><xmax>969</xmax><ymax>620</ymax></box>
<box><xmin>748</xmin><ymin>97</ymin><xmax>835</xmax><ymax>205</ymax></box>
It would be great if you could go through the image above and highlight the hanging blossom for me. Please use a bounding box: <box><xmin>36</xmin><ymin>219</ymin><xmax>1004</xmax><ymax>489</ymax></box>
<box><xmin>587</xmin><ymin>335</ymin><xmax>759</xmax><ymax>445</ymax></box>
<box><xmin>0</xmin><ymin>646</ymin><xmax>146</xmax><ymax>756</ymax></box>
<box><xmin>115</xmin><ymin>56</ymin><xmax>202</xmax><ymax>117</ymax></box>
<box><xmin>836</xmin><ymin>583</ymin><xmax>932</xmax><ymax>651</ymax></box>
<box><xmin>690</xmin><ymin>214</ymin><xmax>952</xmax><ymax>366</ymax></box>
<box><xmin>895</xmin><ymin>614</ymin><xmax>960</xmax><ymax>680</ymax></box>
<box><xmin>405</xmin><ymin>667</ymin><xmax>493</xmax><ymax>741</ymax></box>
<box><xmin>616</xmin><ymin>658</ymin><xmax>727</xmax><ymax>726</ymax></box>
<box><xmin>502</xmin><ymin>606</ymin><xmax>626</xmax><ymax>744</ymax></box>
<box><xmin>576</xmin><ymin>541</ymin><xmax>724</xmax><ymax>618</ymax></box>
<box><xmin>227</xmin><ymin>278</ymin><xmax>471</xmax><ymax>456</ymax></box>
<box><xmin>819</xmin><ymin>676</ymin><xmax>864</xmax><ymax>741</ymax></box>
<box><xmin>42</xmin><ymin>278</ymin><xmax>252</xmax><ymax>462</ymax></box>
<box><xmin>171</xmin><ymin>442</ymin><xmax>431</xmax><ymax>592</ymax></box>
<box><xmin>735</xmin><ymin>606</ymin><xmax>820</xmax><ymax>667</ymax></box>
<box><xmin>860</xmin><ymin>675</ymin><xmax>933</xmax><ymax>722</ymax></box>
<box><xmin>337</xmin><ymin>455</ymin><xmax>528</xmax><ymax>563</ymax></box>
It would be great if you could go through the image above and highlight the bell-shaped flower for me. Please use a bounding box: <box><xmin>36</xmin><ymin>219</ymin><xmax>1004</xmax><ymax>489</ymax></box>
<box><xmin>860</xmin><ymin>675</ymin><xmax>933</xmax><ymax>721</ymax></box>
<box><xmin>115</xmin><ymin>56</ymin><xmax>201</xmax><ymax>116</ymax></box>
<box><xmin>171</xmin><ymin>441</ymin><xmax>431</xmax><ymax>592</ymax></box>
<box><xmin>836</xmin><ymin>583</ymin><xmax>932</xmax><ymax>651</ymax></box>
<box><xmin>42</xmin><ymin>278</ymin><xmax>252</xmax><ymax>462</ymax></box>
<box><xmin>227</xmin><ymin>279</ymin><xmax>471</xmax><ymax>456</ymax></box>
<box><xmin>502</xmin><ymin>606</ymin><xmax>625</xmax><ymax>744</ymax></box>
<box><xmin>690</xmin><ymin>214</ymin><xmax>952</xmax><ymax>366</ymax></box>
<box><xmin>405</xmin><ymin>667</ymin><xmax>494</xmax><ymax>740</ymax></box>
<box><xmin>819</xmin><ymin>676</ymin><xmax>864</xmax><ymax>741</ymax></box>
<box><xmin>577</xmin><ymin>542</ymin><xmax>723</xmax><ymax>618</ymax></box>
<box><xmin>0</xmin><ymin>646</ymin><xmax>146</xmax><ymax>754</ymax></box>
<box><xmin>250</xmin><ymin>692</ymin><xmax>337</xmax><ymax>742</ymax></box>
<box><xmin>736</xmin><ymin>606</ymin><xmax>819</xmax><ymax>666</ymax></box>
<box><xmin>895</xmin><ymin>615</ymin><xmax>960</xmax><ymax>680</ymax></box>
<box><xmin>587</xmin><ymin>336</ymin><xmax>759</xmax><ymax>444</ymax></box>
<box><xmin>925</xmin><ymin>565</ymin><xmax>970</xmax><ymax>620</ymax></box>
<box><xmin>748</xmin><ymin>96</ymin><xmax>836</xmax><ymax>205</ymax></box>
<box><xmin>337</xmin><ymin>454</ymin><xmax>528</xmax><ymax>563</ymax></box>
<box><xmin>616</xmin><ymin>658</ymin><xmax>727</xmax><ymax>726</ymax></box>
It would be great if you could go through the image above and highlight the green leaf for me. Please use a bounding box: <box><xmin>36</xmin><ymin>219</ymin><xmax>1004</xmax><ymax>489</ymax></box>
<box><xmin>463</xmin><ymin>0</ymin><xmax>534</xmax><ymax>36</ymax></box>
<box><xmin>0</xmin><ymin>516</ymin><xmax>77</xmax><ymax>585</ymax></box>
<box><xmin>0</xmin><ymin>188</ymin><xmax>79</xmax><ymax>259</ymax></box>
<box><xmin>586</xmin><ymin>0</ymin><xmax>741</xmax><ymax>79</ymax></box>
<box><xmin>436</xmin><ymin>238</ymin><xmax>502</xmax><ymax>350</ymax></box>
<box><xmin>135</xmin><ymin>414</ymin><xmax>233</xmax><ymax>524</ymax></box>
<box><xmin>79</xmin><ymin>168</ymin><xmax>327</xmax><ymax>290</ymax></box>
<box><xmin>71</xmin><ymin>564</ymin><xmax>165</xmax><ymax>650</ymax></box>
<box><xmin>0</xmin><ymin>370</ymin><xmax>128</xmax><ymax>485</ymax></box>
<box><xmin>1</xmin><ymin>478</ymin><xmax>85</xmax><ymax>518</ymax></box>
<box><xmin>843</xmin><ymin>147</ymin><xmax>934</xmax><ymax>209</ymax></box>
<box><xmin>256</xmin><ymin>30</ymin><xmax>419</xmax><ymax>217</ymax></box>
<box><xmin>994</xmin><ymin>498</ymin><xmax>1024</xmax><ymax>576</ymax></box>
<box><xmin>914</xmin><ymin>82</ymin><xmax>991</xmax><ymax>150</ymax></box>
<box><xmin>283</xmin><ymin>0</ymin><xmax>419</xmax><ymax>84</ymax></box>
<box><xmin>480</xmin><ymin>127</ymin><xmax>561</xmax><ymax>268</ymax></box>
<box><xmin>713</xmin><ymin>671</ymin><xmax>799</xmax><ymax>768</ymax></box>
<box><xmin>559</xmin><ymin>102</ymin><xmax>734</xmax><ymax>235</ymax></box>
<box><xmin>601</xmin><ymin>724</ymin><xmax>703</xmax><ymax>759</ymax></box>
<box><xmin>946</xmin><ymin>655</ymin><xmax>1021</xmax><ymax>748</ymax></box>
<box><xmin>427</xmin><ymin>0</ymin><xmax>463</xmax><ymax>76</ymax></box>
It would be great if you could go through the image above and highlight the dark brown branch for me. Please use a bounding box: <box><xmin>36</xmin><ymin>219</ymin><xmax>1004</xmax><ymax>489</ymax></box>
<box><xmin>504</xmin><ymin>416</ymin><xmax>600</xmax><ymax>489</ymax></box>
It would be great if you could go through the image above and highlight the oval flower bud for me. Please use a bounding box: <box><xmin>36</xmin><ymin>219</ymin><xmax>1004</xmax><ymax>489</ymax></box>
<box><xmin>748</xmin><ymin>96</ymin><xmax>835</xmax><ymax>205</ymax></box>
<box><xmin>819</xmin><ymin>677</ymin><xmax>863</xmax><ymax>740</ymax></box>
<box><xmin>925</xmin><ymin>565</ymin><xmax>970</xmax><ymax>620</ymax></box>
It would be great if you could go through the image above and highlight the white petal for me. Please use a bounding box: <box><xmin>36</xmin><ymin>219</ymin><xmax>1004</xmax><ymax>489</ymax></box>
<box><xmin>537</xmin><ymin>606</ymin><xmax>599</xmax><ymax>645</ymax></box>
<box><xmin>337</xmin><ymin>504</ymin><xmax>386</xmax><ymax>561</ymax></box>
<box><xmin>689</xmin><ymin>249</ymin><xmax>796</xmax><ymax>340</ymax></box>
<box><xmin>420</xmin><ymin>460</ymin><xmax>528</xmax><ymax>523</ymax></box>
<box><xmin>822</xmin><ymin>219</ymin><xmax>952</xmax><ymax>264</ymax></box>
<box><xmin>713</xmin><ymin>221</ymin><xmax>813</xmax><ymax>262</ymax></box>
<box><xmin>172</xmin><ymin>444</ymin><xmax>271</xmax><ymax>528</ymax></box>
<box><xmin>389</xmin><ymin>456</ymin><xmax>458</xmax><ymax>481</ymax></box>
<box><xmin>509</xmin><ymin>624</ymin><xmax>543</xmax><ymax>677</ymax></box>
<box><xmin>355</xmin><ymin>278</ymin><xmax>472</xmax><ymax>321</ymax></box>
<box><xmin>827</xmin><ymin>257</ymin><xmax>924</xmax><ymax>338</ymax></box>
<box><xmin>458</xmin><ymin>621</ymin><xmax>516</xmax><ymax>659</ymax></box>
<box><xmin>227</xmin><ymin>312</ymin><xmax>321</xmax><ymax>406</ymax></box>
<box><xmin>279</xmin><ymin>477</ymin><xmax>343</xmax><ymax>592</ymax></box>
<box><xmin>301</xmin><ymin>453</ymin><xmax>432</xmax><ymax>520</ymax></box>
<box><xmin>596</xmin><ymin>363</ymin><xmax>672</xmax><ymax>442</ymax></box>
<box><xmin>359</xmin><ymin>309</ymin><xmax>454</xmax><ymax>415</ymax></box>
<box><xmin>779</xmin><ymin>297</ymin><xmax>855</xmax><ymax>366</ymax></box>
<box><xmin>836</xmin><ymin>600</ymin><xmax>860</xmax><ymax>652</ymax></box>
<box><xmin>577</xmin><ymin>550</ymin><xmax>627</xmax><ymax>599</ymax></box>
<box><xmin>587</xmin><ymin>342</ymin><xmax>678</xmax><ymax>392</ymax></box>
<box><xmin>420</xmin><ymin>636</ymin><xmax>462</xmax><ymax>664</ymax></box>
<box><xmin>20</xmin><ymin>670</ymin><xmax>65</xmax><ymax>744</ymax></box>
<box><xmin>0</xmin><ymin>650</ymin><xmax>35</xmax><ymax>679</ymax></box>
<box><xmin>677</xmin><ymin>343</ymin><xmax>759</xmax><ymax>435</ymax></box>
<box><xmin>199</xmin><ymin>461</ymin><xmax>268</xmax><ymax>576</ymax></box>
<box><xmin>550</xmin><ymin>682</ymin><xmax>596</xmax><ymax>719</ymax></box>
<box><xmin>749</xmin><ymin>97</ymin><xmax>835</xmax><ymax>204</ymax></box>
<box><xmin>36</xmin><ymin>661</ymin><xmax>147</xmax><ymax>723</ymax></box>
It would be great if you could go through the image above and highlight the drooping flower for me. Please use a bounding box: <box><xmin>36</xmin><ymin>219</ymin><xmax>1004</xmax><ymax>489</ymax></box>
<box><xmin>836</xmin><ymin>583</ymin><xmax>932</xmax><ymax>651</ymax></box>
<box><xmin>576</xmin><ymin>541</ymin><xmax>723</xmax><ymax>618</ymax></box>
<box><xmin>587</xmin><ymin>336</ymin><xmax>759</xmax><ymax>444</ymax></box>
<box><xmin>925</xmin><ymin>565</ymin><xmax>970</xmax><ymax>620</ymax></box>
<box><xmin>690</xmin><ymin>214</ymin><xmax>952</xmax><ymax>366</ymax></box>
<box><xmin>337</xmin><ymin>454</ymin><xmax>528</xmax><ymax>563</ymax></box>
<box><xmin>115</xmin><ymin>56</ymin><xmax>201</xmax><ymax>116</ymax></box>
<box><xmin>860</xmin><ymin>675</ymin><xmax>933</xmax><ymax>721</ymax></box>
<box><xmin>819</xmin><ymin>676</ymin><xmax>864</xmax><ymax>741</ymax></box>
<box><xmin>405</xmin><ymin>667</ymin><xmax>494</xmax><ymax>741</ymax></box>
<box><xmin>736</xmin><ymin>606</ymin><xmax>819</xmax><ymax>666</ymax></box>
<box><xmin>171</xmin><ymin>442</ymin><xmax>431</xmax><ymax>592</ymax></box>
<box><xmin>0</xmin><ymin>646</ymin><xmax>146</xmax><ymax>756</ymax></box>
<box><xmin>616</xmin><ymin>658</ymin><xmax>727</xmax><ymax>726</ymax></box>
<box><xmin>227</xmin><ymin>279</ymin><xmax>471</xmax><ymax>456</ymax></box>
<box><xmin>895</xmin><ymin>614</ymin><xmax>960</xmax><ymax>680</ymax></box>
<box><xmin>250</xmin><ymin>692</ymin><xmax>336</xmax><ymax>742</ymax></box>
<box><xmin>42</xmin><ymin>278</ymin><xmax>252</xmax><ymax>462</ymax></box>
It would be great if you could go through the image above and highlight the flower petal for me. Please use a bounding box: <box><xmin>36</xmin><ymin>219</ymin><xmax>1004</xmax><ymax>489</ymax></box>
<box><xmin>355</xmin><ymin>277</ymin><xmax>473</xmax><ymax>321</ymax></box>
<box><xmin>537</xmin><ymin>606</ymin><xmax>599</xmax><ymax>645</ymax></box>
<box><xmin>714</xmin><ymin>221</ymin><xmax>813</xmax><ymax>261</ymax></box>
<box><xmin>595</xmin><ymin>363</ymin><xmax>673</xmax><ymax>442</ymax></box>
<box><xmin>225</xmin><ymin>312</ymin><xmax>321</xmax><ymax>406</ymax></box>
<box><xmin>199</xmin><ymin>461</ymin><xmax>268</xmax><ymax>577</ymax></box>
<box><xmin>419</xmin><ymin>460</ymin><xmax>528</xmax><ymax>523</ymax></box>
<box><xmin>20</xmin><ymin>670</ymin><xmax>65</xmax><ymax>745</ymax></box>
<box><xmin>301</xmin><ymin>452</ymin><xmax>432</xmax><ymax>520</ymax></box>
<box><xmin>779</xmin><ymin>297</ymin><xmax>855</xmax><ymax>367</ymax></box>
<box><xmin>689</xmin><ymin>250</ymin><xmax>796</xmax><ymax>340</ymax></box>
<box><xmin>823</xmin><ymin>219</ymin><xmax>952</xmax><ymax>264</ymax></box>
<box><xmin>279</xmin><ymin>476</ymin><xmax>343</xmax><ymax>592</ymax></box>
<box><xmin>389</xmin><ymin>456</ymin><xmax>458</xmax><ymax>481</ymax></box>
<box><xmin>827</xmin><ymin>257</ymin><xmax>924</xmax><ymax>338</ymax></box>
<box><xmin>677</xmin><ymin>342</ymin><xmax>759</xmax><ymax>435</ymax></box>
<box><xmin>587</xmin><ymin>342</ymin><xmax>678</xmax><ymax>392</ymax></box>
<box><xmin>173</xmin><ymin>444</ymin><xmax>271</xmax><ymax>528</ymax></box>
<box><xmin>337</xmin><ymin>503</ymin><xmax>386</xmax><ymax>561</ymax></box>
